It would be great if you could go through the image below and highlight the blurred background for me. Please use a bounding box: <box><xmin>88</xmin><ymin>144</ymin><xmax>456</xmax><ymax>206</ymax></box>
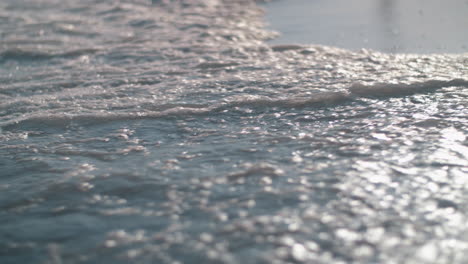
<box><xmin>265</xmin><ymin>0</ymin><xmax>468</xmax><ymax>53</ymax></box>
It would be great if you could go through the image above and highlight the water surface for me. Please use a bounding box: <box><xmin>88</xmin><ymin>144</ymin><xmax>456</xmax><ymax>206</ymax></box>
<box><xmin>1</xmin><ymin>0</ymin><xmax>467</xmax><ymax>263</ymax></box>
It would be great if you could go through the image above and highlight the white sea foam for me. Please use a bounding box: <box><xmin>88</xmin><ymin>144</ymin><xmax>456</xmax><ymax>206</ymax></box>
<box><xmin>2</xmin><ymin>78</ymin><xmax>466</xmax><ymax>130</ymax></box>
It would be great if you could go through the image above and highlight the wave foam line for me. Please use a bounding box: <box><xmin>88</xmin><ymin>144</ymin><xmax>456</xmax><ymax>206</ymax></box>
<box><xmin>1</xmin><ymin>78</ymin><xmax>466</xmax><ymax>130</ymax></box>
<box><xmin>349</xmin><ymin>78</ymin><xmax>468</xmax><ymax>96</ymax></box>
<box><xmin>0</xmin><ymin>48</ymin><xmax>101</xmax><ymax>62</ymax></box>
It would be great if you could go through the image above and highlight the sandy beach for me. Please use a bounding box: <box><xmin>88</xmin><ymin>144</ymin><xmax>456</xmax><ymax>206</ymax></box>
<box><xmin>264</xmin><ymin>0</ymin><xmax>468</xmax><ymax>53</ymax></box>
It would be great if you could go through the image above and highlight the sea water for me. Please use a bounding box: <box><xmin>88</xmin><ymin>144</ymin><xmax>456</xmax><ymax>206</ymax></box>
<box><xmin>0</xmin><ymin>0</ymin><xmax>467</xmax><ymax>263</ymax></box>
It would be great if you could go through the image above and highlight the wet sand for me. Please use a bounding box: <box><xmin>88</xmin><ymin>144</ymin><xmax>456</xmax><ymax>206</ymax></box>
<box><xmin>264</xmin><ymin>0</ymin><xmax>468</xmax><ymax>53</ymax></box>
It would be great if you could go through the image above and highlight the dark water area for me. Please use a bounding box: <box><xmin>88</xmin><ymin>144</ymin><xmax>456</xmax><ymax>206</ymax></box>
<box><xmin>1</xmin><ymin>0</ymin><xmax>467</xmax><ymax>263</ymax></box>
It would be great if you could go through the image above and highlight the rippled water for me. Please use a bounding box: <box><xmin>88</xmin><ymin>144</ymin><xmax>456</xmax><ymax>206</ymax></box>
<box><xmin>1</xmin><ymin>0</ymin><xmax>467</xmax><ymax>263</ymax></box>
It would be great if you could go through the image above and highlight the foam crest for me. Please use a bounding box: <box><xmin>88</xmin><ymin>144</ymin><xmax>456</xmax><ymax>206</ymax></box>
<box><xmin>0</xmin><ymin>48</ymin><xmax>101</xmax><ymax>62</ymax></box>
<box><xmin>349</xmin><ymin>79</ymin><xmax>468</xmax><ymax>97</ymax></box>
<box><xmin>2</xmin><ymin>77</ymin><xmax>466</xmax><ymax>131</ymax></box>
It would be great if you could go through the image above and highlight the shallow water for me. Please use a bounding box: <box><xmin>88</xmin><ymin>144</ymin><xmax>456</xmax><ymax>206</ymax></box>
<box><xmin>1</xmin><ymin>0</ymin><xmax>467</xmax><ymax>263</ymax></box>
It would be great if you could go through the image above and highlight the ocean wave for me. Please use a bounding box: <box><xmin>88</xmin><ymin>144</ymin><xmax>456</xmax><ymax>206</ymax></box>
<box><xmin>1</xmin><ymin>1</ymin><xmax>468</xmax><ymax>263</ymax></box>
<box><xmin>349</xmin><ymin>78</ymin><xmax>468</xmax><ymax>97</ymax></box>
<box><xmin>0</xmin><ymin>48</ymin><xmax>101</xmax><ymax>62</ymax></box>
<box><xmin>2</xmin><ymin>78</ymin><xmax>466</xmax><ymax>131</ymax></box>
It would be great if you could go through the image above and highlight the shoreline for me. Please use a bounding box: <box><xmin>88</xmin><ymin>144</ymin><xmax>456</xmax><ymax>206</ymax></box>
<box><xmin>263</xmin><ymin>0</ymin><xmax>468</xmax><ymax>54</ymax></box>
